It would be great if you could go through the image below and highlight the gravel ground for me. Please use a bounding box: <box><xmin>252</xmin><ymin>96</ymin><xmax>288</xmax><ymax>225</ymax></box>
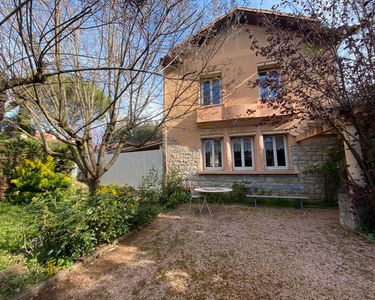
<box><xmin>29</xmin><ymin>206</ymin><xmax>375</xmax><ymax>300</ymax></box>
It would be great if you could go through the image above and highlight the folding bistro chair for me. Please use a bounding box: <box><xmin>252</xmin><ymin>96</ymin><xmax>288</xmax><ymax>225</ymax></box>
<box><xmin>188</xmin><ymin>181</ymin><xmax>203</xmax><ymax>213</ymax></box>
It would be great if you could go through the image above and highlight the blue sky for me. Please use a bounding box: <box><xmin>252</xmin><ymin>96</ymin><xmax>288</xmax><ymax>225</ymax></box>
<box><xmin>195</xmin><ymin>0</ymin><xmax>291</xmax><ymax>24</ymax></box>
<box><xmin>236</xmin><ymin>0</ymin><xmax>279</xmax><ymax>10</ymax></box>
<box><xmin>202</xmin><ymin>0</ymin><xmax>282</xmax><ymax>11</ymax></box>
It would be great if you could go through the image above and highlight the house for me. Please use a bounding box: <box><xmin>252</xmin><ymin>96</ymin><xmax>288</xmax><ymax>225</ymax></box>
<box><xmin>162</xmin><ymin>8</ymin><xmax>339</xmax><ymax>199</ymax></box>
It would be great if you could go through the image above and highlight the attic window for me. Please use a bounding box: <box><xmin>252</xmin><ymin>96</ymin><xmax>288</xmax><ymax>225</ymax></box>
<box><xmin>201</xmin><ymin>78</ymin><xmax>222</xmax><ymax>105</ymax></box>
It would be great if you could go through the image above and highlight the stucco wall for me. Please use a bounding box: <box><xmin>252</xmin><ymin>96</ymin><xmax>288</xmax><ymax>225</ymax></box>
<box><xmin>163</xmin><ymin>23</ymin><xmax>307</xmax><ymax>175</ymax></box>
<box><xmin>164</xmin><ymin>24</ymin><xmax>283</xmax><ymax>110</ymax></box>
<box><xmin>163</xmin><ymin>22</ymin><xmax>339</xmax><ymax>199</ymax></box>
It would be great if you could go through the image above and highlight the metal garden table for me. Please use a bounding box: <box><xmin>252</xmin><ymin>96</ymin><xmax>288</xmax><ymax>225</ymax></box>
<box><xmin>194</xmin><ymin>187</ymin><xmax>232</xmax><ymax>217</ymax></box>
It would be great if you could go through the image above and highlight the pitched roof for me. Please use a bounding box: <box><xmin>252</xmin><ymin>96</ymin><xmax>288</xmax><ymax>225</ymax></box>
<box><xmin>200</xmin><ymin>7</ymin><xmax>314</xmax><ymax>34</ymax></box>
<box><xmin>161</xmin><ymin>7</ymin><xmax>317</xmax><ymax>67</ymax></box>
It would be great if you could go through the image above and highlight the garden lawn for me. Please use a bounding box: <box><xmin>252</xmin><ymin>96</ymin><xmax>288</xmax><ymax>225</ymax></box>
<box><xmin>28</xmin><ymin>205</ymin><xmax>375</xmax><ymax>300</ymax></box>
<box><xmin>0</xmin><ymin>202</ymin><xmax>46</xmax><ymax>298</ymax></box>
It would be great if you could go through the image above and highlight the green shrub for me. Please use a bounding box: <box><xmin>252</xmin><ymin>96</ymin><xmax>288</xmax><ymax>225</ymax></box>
<box><xmin>97</xmin><ymin>184</ymin><xmax>135</xmax><ymax>198</ymax></box>
<box><xmin>138</xmin><ymin>168</ymin><xmax>162</xmax><ymax>202</ymax></box>
<box><xmin>19</xmin><ymin>169</ymin><xmax>191</xmax><ymax>272</ymax></box>
<box><xmin>0</xmin><ymin>137</ymin><xmax>44</xmax><ymax>179</ymax></box>
<box><xmin>89</xmin><ymin>185</ymin><xmax>138</xmax><ymax>243</ymax></box>
<box><xmin>28</xmin><ymin>183</ymin><xmax>162</xmax><ymax>265</ymax></box>
<box><xmin>0</xmin><ymin>137</ymin><xmax>75</xmax><ymax>199</ymax></box>
<box><xmin>0</xmin><ymin>137</ymin><xmax>44</xmax><ymax>197</ymax></box>
<box><xmin>29</xmin><ymin>188</ymin><xmax>134</xmax><ymax>264</ymax></box>
<box><xmin>130</xmin><ymin>200</ymin><xmax>160</xmax><ymax>229</ymax></box>
<box><xmin>229</xmin><ymin>183</ymin><xmax>247</xmax><ymax>203</ymax></box>
<box><xmin>304</xmin><ymin>146</ymin><xmax>344</xmax><ymax>206</ymax></box>
<box><xmin>10</xmin><ymin>157</ymin><xmax>72</xmax><ymax>204</ymax></box>
<box><xmin>29</xmin><ymin>190</ymin><xmax>96</xmax><ymax>264</ymax></box>
<box><xmin>159</xmin><ymin>169</ymin><xmax>189</xmax><ymax>209</ymax></box>
<box><xmin>2</xmin><ymin>177</ymin><xmax>191</xmax><ymax>294</ymax></box>
<box><xmin>137</xmin><ymin>168</ymin><xmax>189</xmax><ymax>210</ymax></box>
<box><xmin>99</xmin><ymin>183</ymin><xmax>161</xmax><ymax>230</ymax></box>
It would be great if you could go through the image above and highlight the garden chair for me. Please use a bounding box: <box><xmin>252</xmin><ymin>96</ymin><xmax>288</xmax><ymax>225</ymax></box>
<box><xmin>188</xmin><ymin>181</ymin><xmax>203</xmax><ymax>213</ymax></box>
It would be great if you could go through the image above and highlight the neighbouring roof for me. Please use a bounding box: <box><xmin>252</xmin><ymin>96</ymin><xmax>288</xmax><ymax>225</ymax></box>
<box><xmin>106</xmin><ymin>139</ymin><xmax>162</xmax><ymax>154</ymax></box>
<box><xmin>161</xmin><ymin>7</ymin><xmax>318</xmax><ymax>67</ymax></box>
<box><xmin>34</xmin><ymin>132</ymin><xmax>57</xmax><ymax>141</ymax></box>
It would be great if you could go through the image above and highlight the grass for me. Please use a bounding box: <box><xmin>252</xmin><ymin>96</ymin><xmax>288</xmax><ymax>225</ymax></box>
<box><xmin>0</xmin><ymin>202</ymin><xmax>47</xmax><ymax>298</ymax></box>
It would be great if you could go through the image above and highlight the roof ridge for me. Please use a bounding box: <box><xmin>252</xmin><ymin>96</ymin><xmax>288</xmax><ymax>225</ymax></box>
<box><xmin>161</xmin><ymin>7</ymin><xmax>317</xmax><ymax>67</ymax></box>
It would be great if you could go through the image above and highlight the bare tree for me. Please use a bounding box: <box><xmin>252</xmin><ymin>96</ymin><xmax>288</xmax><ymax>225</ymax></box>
<box><xmin>0</xmin><ymin>0</ymin><xmax>245</xmax><ymax>120</ymax></box>
<box><xmin>0</xmin><ymin>0</ymin><xmax>101</xmax><ymax>94</ymax></box>
<box><xmin>0</xmin><ymin>0</ymin><xmax>32</xmax><ymax>28</ymax></box>
<box><xmin>248</xmin><ymin>0</ymin><xmax>375</xmax><ymax>226</ymax></box>
<box><xmin>0</xmin><ymin>0</ymin><xmax>103</xmax><ymax>124</ymax></box>
<box><xmin>8</xmin><ymin>0</ymin><xmax>234</xmax><ymax>193</ymax></box>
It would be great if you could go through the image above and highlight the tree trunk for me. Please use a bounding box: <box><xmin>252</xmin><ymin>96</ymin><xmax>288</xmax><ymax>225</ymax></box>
<box><xmin>0</xmin><ymin>93</ymin><xmax>6</xmax><ymax>123</ymax></box>
<box><xmin>339</xmin><ymin>123</ymin><xmax>375</xmax><ymax>229</ymax></box>
<box><xmin>87</xmin><ymin>177</ymin><xmax>100</xmax><ymax>195</ymax></box>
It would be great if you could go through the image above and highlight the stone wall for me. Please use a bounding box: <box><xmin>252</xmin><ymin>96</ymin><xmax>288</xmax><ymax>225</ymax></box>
<box><xmin>338</xmin><ymin>192</ymin><xmax>374</xmax><ymax>231</ymax></box>
<box><xmin>165</xmin><ymin>144</ymin><xmax>201</xmax><ymax>177</ymax></box>
<box><xmin>166</xmin><ymin>134</ymin><xmax>339</xmax><ymax>199</ymax></box>
<box><xmin>191</xmin><ymin>173</ymin><xmax>305</xmax><ymax>195</ymax></box>
<box><xmin>337</xmin><ymin>193</ymin><xmax>360</xmax><ymax>230</ymax></box>
<box><xmin>290</xmin><ymin>134</ymin><xmax>340</xmax><ymax>197</ymax></box>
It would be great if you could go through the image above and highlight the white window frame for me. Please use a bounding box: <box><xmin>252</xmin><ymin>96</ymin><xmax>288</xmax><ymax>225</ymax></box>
<box><xmin>264</xmin><ymin>135</ymin><xmax>289</xmax><ymax>170</ymax></box>
<box><xmin>258</xmin><ymin>69</ymin><xmax>281</xmax><ymax>100</ymax></box>
<box><xmin>200</xmin><ymin>78</ymin><xmax>222</xmax><ymax>106</ymax></box>
<box><xmin>203</xmin><ymin>138</ymin><xmax>224</xmax><ymax>170</ymax></box>
<box><xmin>231</xmin><ymin>137</ymin><xmax>255</xmax><ymax>170</ymax></box>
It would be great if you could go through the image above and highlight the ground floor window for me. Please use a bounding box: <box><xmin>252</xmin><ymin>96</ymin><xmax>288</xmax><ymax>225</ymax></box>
<box><xmin>264</xmin><ymin>135</ymin><xmax>288</xmax><ymax>169</ymax></box>
<box><xmin>203</xmin><ymin>139</ymin><xmax>223</xmax><ymax>169</ymax></box>
<box><xmin>231</xmin><ymin>137</ymin><xmax>254</xmax><ymax>169</ymax></box>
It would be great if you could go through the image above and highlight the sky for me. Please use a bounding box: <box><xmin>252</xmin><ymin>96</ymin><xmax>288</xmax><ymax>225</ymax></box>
<box><xmin>200</xmin><ymin>0</ymin><xmax>283</xmax><ymax>12</ymax></box>
<box><xmin>235</xmin><ymin>0</ymin><xmax>279</xmax><ymax>10</ymax></box>
<box><xmin>194</xmin><ymin>0</ymin><xmax>292</xmax><ymax>26</ymax></box>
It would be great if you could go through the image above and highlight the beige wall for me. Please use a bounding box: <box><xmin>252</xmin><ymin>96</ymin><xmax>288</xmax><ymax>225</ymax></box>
<box><xmin>163</xmin><ymin>23</ymin><xmax>330</xmax><ymax>188</ymax></box>
<box><xmin>163</xmin><ymin>25</ymin><xmax>337</xmax><ymax>198</ymax></box>
<box><xmin>164</xmin><ymin>25</ymin><xmax>273</xmax><ymax>112</ymax></box>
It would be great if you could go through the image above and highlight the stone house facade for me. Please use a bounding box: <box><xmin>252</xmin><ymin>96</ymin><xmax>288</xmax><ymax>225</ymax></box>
<box><xmin>162</xmin><ymin>8</ymin><xmax>339</xmax><ymax>199</ymax></box>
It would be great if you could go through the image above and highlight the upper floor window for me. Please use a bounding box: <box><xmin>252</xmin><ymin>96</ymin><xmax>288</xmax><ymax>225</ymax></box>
<box><xmin>264</xmin><ymin>135</ymin><xmax>288</xmax><ymax>169</ymax></box>
<box><xmin>231</xmin><ymin>137</ymin><xmax>254</xmax><ymax>170</ymax></box>
<box><xmin>201</xmin><ymin>78</ymin><xmax>221</xmax><ymax>105</ymax></box>
<box><xmin>203</xmin><ymin>138</ymin><xmax>223</xmax><ymax>169</ymax></box>
<box><xmin>258</xmin><ymin>69</ymin><xmax>281</xmax><ymax>100</ymax></box>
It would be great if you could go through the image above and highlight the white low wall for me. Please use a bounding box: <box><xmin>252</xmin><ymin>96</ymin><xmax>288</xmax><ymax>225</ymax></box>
<box><xmin>101</xmin><ymin>149</ymin><xmax>163</xmax><ymax>187</ymax></box>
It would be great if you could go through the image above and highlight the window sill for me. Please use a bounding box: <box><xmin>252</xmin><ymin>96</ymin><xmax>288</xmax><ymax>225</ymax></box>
<box><xmin>198</xmin><ymin>170</ymin><xmax>299</xmax><ymax>175</ymax></box>
<box><xmin>199</xmin><ymin>103</ymin><xmax>223</xmax><ymax>108</ymax></box>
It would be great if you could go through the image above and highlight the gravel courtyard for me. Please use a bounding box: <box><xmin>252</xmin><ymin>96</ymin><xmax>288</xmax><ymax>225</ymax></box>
<box><xmin>29</xmin><ymin>206</ymin><xmax>375</xmax><ymax>300</ymax></box>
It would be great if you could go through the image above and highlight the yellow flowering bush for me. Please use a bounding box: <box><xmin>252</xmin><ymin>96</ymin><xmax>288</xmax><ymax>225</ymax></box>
<box><xmin>10</xmin><ymin>156</ymin><xmax>72</xmax><ymax>203</ymax></box>
<box><xmin>97</xmin><ymin>184</ymin><xmax>134</xmax><ymax>198</ymax></box>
